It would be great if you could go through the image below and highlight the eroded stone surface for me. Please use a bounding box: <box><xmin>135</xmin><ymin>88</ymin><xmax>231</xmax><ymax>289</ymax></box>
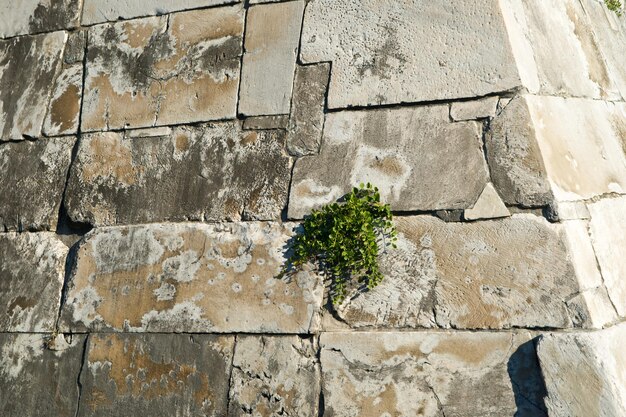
<box><xmin>0</xmin><ymin>0</ymin><xmax>80</xmax><ymax>38</ymax></box>
<box><xmin>0</xmin><ymin>333</ymin><xmax>85</xmax><ymax>417</ymax></box>
<box><xmin>78</xmin><ymin>333</ymin><xmax>233</xmax><ymax>417</ymax></box>
<box><xmin>82</xmin><ymin>5</ymin><xmax>244</xmax><ymax>131</ymax></box>
<box><xmin>64</xmin><ymin>123</ymin><xmax>291</xmax><ymax>226</ymax></box>
<box><xmin>229</xmin><ymin>336</ymin><xmax>319</xmax><ymax>416</ymax></box>
<box><xmin>289</xmin><ymin>105</ymin><xmax>489</xmax><ymax>218</ymax></box>
<box><xmin>320</xmin><ymin>331</ymin><xmax>543</xmax><ymax>417</ymax></box>
<box><xmin>300</xmin><ymin>0</ymin><xmax>520</xmax><ymax>108</ymax></box>
<box><xmin>242</xmin><ymin>115</ymin><xmax>288</xmax><ymax>130</ymax></box>
<box><xmin>43</xmin><ymin>63</ymin><xmax>83</xmax><ymax>136</ymax></box>
<box><xmin>0</xmin><ymin>31</ymin><xmax>67</xmax><ymax>140</ymax></box>
<box><xmin>537</xmin><ymin>322</ymin><xmax>626</xmax><ymax>417</ymax></box>
<box><xmin>60</xmin><ymin>222</ymin><xmax>323</xmax><ymax>333</ymax></box>
<box><xmin>450</xmin><ymin>96</ymin><xmax>499</xmax><ymax>121</ymax></box>
<box><xmin>0</xmin><ymin>137</ymin><xmax>76</xmax><ymax>231</ymax></box>
<box><xmin>239</xmin><ymin>1</ymin><xmax>304</xmax><ymax>116</ymax></box>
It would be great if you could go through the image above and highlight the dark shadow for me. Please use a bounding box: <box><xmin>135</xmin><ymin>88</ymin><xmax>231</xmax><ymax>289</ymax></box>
<box><xmin>507</xmin><ymin>337</ymin><xmax>548</xmax><ymax>417</ymax></box>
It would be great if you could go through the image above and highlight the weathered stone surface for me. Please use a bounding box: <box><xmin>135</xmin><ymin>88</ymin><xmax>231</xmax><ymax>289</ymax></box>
<box><xmin>450</xmin><ymin>96</ymin><xmax>499</xmax><ymax>121</ymax></box>
<box><xmin>239</xmin><ymin>1</ymin><xmax>304</xmax><ymax>116</ymax></box>
<box><xmin>82</xmin><ymin>5</ymin><xmax>244</xmax><ymax>131</ymax></box>
<box><xmin>0</xmin><ymin>137</ymin><xmax>76</xmax><ymax>231</ymax></box>
<box><xmin>60</xmin><ymin>222</ymin><xmax>323</xmax><ymax>333</ymax></box>
<box><xmin>43</xmin><ymin>63</ymin><xmax>83</xmax><ymax>136</ymax></box>
<box><xmin>0</xmin><ymin>333</ymin><xmax>85</xmax><ymax>417</ymax></box>
<box><xmin>0</xmin><ymin>31</ymin><xmax>67</xmax><ymax>140</ymax></box>
<box><xmin>300</xmin><ymin>0</ymin><xmax>520</xmax><ymax>108</ymax></box>
<box><xmin>228</xmin><ymin>336</ymin><xmax>319</xmax><ymax>416</ymax></box>
<box><xmin>82</xmin><ymin>0</ymin><xmax>241</xmax><ymax>26</ymax></box>
<box><xmin>289</xmin><ymin>105</ymin><xmax>489</xmax><ymax>218</ymax></box>
<box><xmin>0</xmin><ymin>0</ymin><xmax>80</xmax><ymax>38</ymax></box>
<box><xmin>567</xmin><ymin>286</ymin><xmax>618</xmax><ymax>329</ymax></box>
<box><xmin>320</xmin><ymin>331</ymin><xmax>542</xmax><ymax>417</ymax></box>
<box><xmin>242</xmin><ymin>115</ymin><xmax>289</xmax><ymax>130</ymax></box>
<box><xmin>78</xmin><ymin>334</ymin><xmax>233</xmax><ymax>416</ymax></box>
<box><xmin>464</xmin><ymin>183</ymin><xmax>511</xmax><ymax>221</ymax></box>
<box><xmin>554</xmin><ymin>201</ymin><xmax>590</xmax><ymax>220</ymax></box>
<box><xmin>537</xmin><ymin>322</ymin><xmax>626</xmax><ymax>416</ymax></box>
<box><xmin>0</xmin><ymin>232</ymin><xmax>68</xmax><ymax>332</ymax></box>
<box><xmin>336</xmin><ymin>215</ymin><xmax>579</xmax><ymax>330</ymax></box>
<box><xmin>287</xmin><ymin>63</ymin><xmax>330</xmax><ymax>156</ymax></box>
<box><xmin>64</xmin><ymin>123</ymin><xmax>291</xmax><ymax>226</ymax></box>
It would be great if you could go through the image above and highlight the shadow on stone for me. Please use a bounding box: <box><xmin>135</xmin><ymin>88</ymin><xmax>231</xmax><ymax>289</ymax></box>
<box><xmin>507</xmin><ymin>337</ymin><xmax>548</xmax><ymax>417</ymax></box>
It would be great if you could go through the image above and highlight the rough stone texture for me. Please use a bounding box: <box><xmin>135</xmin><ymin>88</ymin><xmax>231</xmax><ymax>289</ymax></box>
<box><xmin>0</xmin><ymin>233</ymin><xmax>68</xmax><ymax>332</ymax></box>
<box><xmin>336</xmin><ymin>215</ymin><xmax>579</xmax><ymax>330</ymax></box>
<box><xmin>289</xmin><ymin>105</ymin><xmax>489</xmax><ymax>218</ymax></box>
<box><xmin>450</xmin><ymin>96</ymin><xmax>499</xmax><ymax>121</ymax></box>
<box><xmin>537</xmin><ymin>323</ymin><xmax>626</xmax><ymax>417</ymax></box>
<box><xmin>82</xmin><ymin>0</ymin><xmax>241</xmax><ymax>26</ymax></box>
<box><xmin>78</xmin><ymin>333</ymin><xmax>233</xmax><ymax>417</ymax></box>
<box><xmin>0</xmin><ymin>137</ymin><xmax>76</xmax><ymax>231</ymax></box>
<box><xmin>287</xmin><ymin>63</ymin><xmax>330</xmax><ymax>156</ymax></box>
<box><xmin>81</xmin><ymin>5</ymin><xmax>244</xmax><ymax>131</ymax></box>
<box><xmin>242</xmin><ymin>115</ymin><xmax>289</xmax><ymax>130</ymax></box>
<box><xmin>0</xmin><ymin>333</ymin><xmax>85</xmax><ymax>417</ymax></box>
<box><xmin>300</xmin><ymin>0</ymin><xmax>521</xmax><ymax>108</ymax></box>
<box><xmin>0</xmin><ymin>31</ymin><xmax>67</xmax><ymax>140</ymax></box>
<box><xmin>0</xmin><ymin>0</ymin><xmax>80</xmax><ymax>38</ymax></box>
<box><xmin>228</xmin><ymin>336</ymin><xmax>319</xmax><ymax>416</ymax></box>
<box><xmin>239</xmin><ymin>1</ymin><xmax>304</xmax><ymax>116</ymax></box>
<box><xmin>464</xmin><ymin>182</ymin><xmax>511</xmax><ymax>221</ymax></box>
<box><xmin>60</xmin><ymin>222</ymin><xmax>323</xmax><ymax>333</ymax></box>
<box><xmin>64</xmin><ymin>123</ymin><xmax>291</xmax><ymax>226</ymax></box>
<box><xmin>320</xmin><ymin>331</ymin><xmax>543</xmax><ymax>417</ymax></box>
<box><xmin>43</xmin><ymin>63</ymin><xmax>83</xmax><ymax>136</ymax></box>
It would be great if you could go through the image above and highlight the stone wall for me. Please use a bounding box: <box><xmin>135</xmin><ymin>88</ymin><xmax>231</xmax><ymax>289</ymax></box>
<box><xmin>1</xmin><ymin>0</ymin><xmax>626</xmax><ymax>415</ymax></box>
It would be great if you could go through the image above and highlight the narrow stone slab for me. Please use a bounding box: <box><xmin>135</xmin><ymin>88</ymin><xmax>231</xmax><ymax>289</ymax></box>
<box><xmin>60</xmin><ymin>222</ymin><xmax>323</xmax><ymax>333</ymax></box>
<box><xmin>229</xmin><ymin>336</ymin><xmax>319</xmax><ymax>416</ymax></box>
<box><xmin>0</xmin><ymin>137</ymin><xmax>76</xmax><ymax>231</ymax></box>
<box><xmin>288</xmin><ymin>105</ymin><xmax>489</xmax><ymax>218</ymax></box>
<box><xmin>0</xmin><ymin>333</ymin><xmax>85</xmax><ymax>416</ymax></box>
<box><xmin>0</xmin><ymin>0</ymin><xmax>80</xmax><ymax>38</ymax></box>
<box><xmin>81</xmin><ymin>0</ymin><xmax>241</xmax><ymax>26</ymax></box>
<box><xmin>64</xmin><ymin>123</ymin><xmax>291</xmax><ymax>226</ymax></box>
<box><xmin>450</xmin><ymin>96</ymin><xmax>499</xmax><ymax>121</ymax></box>
<box><xmin>0</xmin><ymin>233</ymin><xmax>68</xmax><ymax>332</ymax></box>
<box><xmin>537</xmin><ymin>322</ymin><xmax>626</xmax><ymax>417</ymax></box>
<box><xmin>239</xmin><ymin>1</ymin><xmax>304</xmax><ymax>116</ymax></box>
<box><xmin>81</xmin><ymin>5</ymin><xmax>244</xmax><ymax>131</ymax></box>
<box><xmin>320</xmin><ymin>331</ymin><xmax>544</xmax><ymax>417</ymax></box>
<box><xmin>78</xmin><ymin>334</ymin><xmax>233</xmax><ymax>417</ymax></box>
<box><xmin>43</xmin><ymin>63</ymin><xmax>83</xmax><ymax>136</ymax></box>
<box><xmin>242</xmin><ymin>115</ymin><xmax>288</xmax><ymax>130</ymax></box>
<box><xmin>0</xmin><ymin>31</ymin><xmax>67</xmax><ymax>140</ymax></box>
<box><xmin>300</xmin><ymin>0</ymin><xmax>520</xmax><ymax>108</ymax></box>
<box><xmin>464</xmin><ymin>183</ymin><xmax>510</xmax><ymax>221</ymax></box>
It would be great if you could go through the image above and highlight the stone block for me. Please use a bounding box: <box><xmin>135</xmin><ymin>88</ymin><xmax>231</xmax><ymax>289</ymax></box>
<box><xmin>43</xmin><ymin>63</ymin><xmax>83</xmax><ymax>136</ymax></box>
<box><xmin>228</xmin><ymin>336</ymin><xmax>319</xmax><ymax>416</ymax></box>
<box><xmin>0</xmin><ymin>0</ymin><xmax>80</xmax><ymax>38</ymax></box>
<box><xmin>288</xmin><ymin>105</ymin><xmax>489</xmax><ymax>218</ymax></box>
<box><xmin>81</xmin><ymin>5</ymin><xmax>244</xmax><ymax>131</ymax></box>
<box><xmin>60</xmin><ymin>222</ymin><xmax>323</xmax><ymax>333</ymax></box>
<box><xmin>239</xmin><ymin>1</ymin><xmax>304</xmax><ymax>116</ymax></box>
<box><xmin>0</xmin><ymin>137</ymin><xmax>76</xmax><ymax>231</ymax></box>
<box><xmin>463</xmin><ymin>182</ymin><xmax>511</xmax><ymax>221</ymax></box>
<box><xmin>300</xmin><ymin>0</ymin><xmax>520</xmax><ymax>108</ymax></box>
<box><xmin>450</xmin><ymin>96</ymin><xmax>499</xmax><ymax>121</ymax></box>
<box><xmin>78</xmin><ymin>333</ymin><xmax>233</xmax><ymax>417</ymax></box>
<box><xmin>242</xmin><ymin>115</ymin><xmax>289</xmax><ymax>130</ymax></box>
<box><xmin>64</xmin><ymin>123</ymin><xmax>291</xmax><ymax>226</ymax></box>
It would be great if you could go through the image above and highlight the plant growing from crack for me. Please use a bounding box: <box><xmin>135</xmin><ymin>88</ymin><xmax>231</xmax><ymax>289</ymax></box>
<box><xmin>606</xmin><ymin>0</ymin><xmax>623</xmax><ymax>16</ymax></box>
<box><xmin>284</xmin><ymin>183</ymin><xmax>397</xmax><ymax>305</ymax></box>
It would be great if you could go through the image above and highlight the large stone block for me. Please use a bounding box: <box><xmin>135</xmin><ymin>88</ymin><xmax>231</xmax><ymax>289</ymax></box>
<box><xmin>78</xmin><ymin>334</ymin><xmax>234</xmax><ymax>417</ymax></box>
<box><xmin>320</xmin><ymin>331</ymin><xmax>542</xmax><ymax>417</ymax></box>
<box><xmin>81</xmin><ymin>0</ymin><xmax>241</xmax><ymax>26</ymax></box>
<box><xmin>239</xmin><ymin>1</ymin><xmax>304</xmax><ymax>116</ymax></box>
<box><xmin>0</xmin><ymin>0</ymin><xmax>80</xmax><ymax>38</ymax></box>
<box><xmin>60</xmin><ymin>222</ymin><xmax>323</xmax><ymax>333</ymax></box>
<box><xmin>0</xmin><ymin>233</ymin><xmax>68</xmax><ymax>332</ymax></box>
<box><xmin>537</xmin><ymin>322</ymin><xmax>626</xmax><ymax>416</ymax></box>
<box><xmin>288</xmin><ymin>105</ymin><xmax>489</xmax><ymax>218</ymax></box>
<box><xmin>81</xmin><ymin>5</ymin><xmax>244</xmax><ymax>131</ymax></box>
<box><xmin>0</xmin><ymin>333</ymin><xmax>85</xmax><ymax>417</ymax></box>
<box><xmin>300</xmin><ymin>0</ymin><xmax>520</xmax><ymax>108</ymax></box>
<box><xmin>0</xmin><ymin>137</ymin><xmax>76</xmax><ymax>231</ymax></box>
<box><xmin>0</xmin><ymin>31</ymin><xmax>67</xmax><ymax>140</ymax></box>
<box><xmin>64</xmin><ymin>123</ymin><xmax>291</xmax><ymax>226</ymax></box>
<box><xmin>228</xmin><ymin>336</ymin><xmax>319</xmax><ymax>416</ymax></box>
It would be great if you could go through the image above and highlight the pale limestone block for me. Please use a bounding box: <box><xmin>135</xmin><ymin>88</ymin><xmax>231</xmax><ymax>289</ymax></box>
<box><xmin>450</xmin><ymin>96</ymin><xmax>499</xmax><ymax>121</ymax></box>
<box><xmin>0</xmin><ymin>0</ymin><xmax>80</xmax><ymax>38</ymax></box>
<box><xmin>463</xmin><ymin>183</ymin><xmax>511</xmax><ymax>221</ymax></box>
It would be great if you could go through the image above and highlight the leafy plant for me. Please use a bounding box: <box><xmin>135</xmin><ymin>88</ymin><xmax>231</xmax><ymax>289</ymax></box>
<box><xmin>285</xmin><ymin>183</ymin><xmax>397</xmax><ymax>305</ymax></box>
<box><xmin>606</xmin><ymin>0</ymin><xmax>623</xmax><ymax>16</ymax></box>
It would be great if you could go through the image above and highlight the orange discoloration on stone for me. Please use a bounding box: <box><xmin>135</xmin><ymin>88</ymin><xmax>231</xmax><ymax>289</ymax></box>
<box><xmin>122</xmin><ymin>20</ymin><xmax>158</xmax><ymax>49</ymax></box>
<box><xmin>81</xmin><ymin>132</ymin><xmax>141</xmax><ymax>187</ymax></box>
<box><xmin>49</xmin><ymin>83</ymin><xmax>80</xmax><ymax>133</ymax></box>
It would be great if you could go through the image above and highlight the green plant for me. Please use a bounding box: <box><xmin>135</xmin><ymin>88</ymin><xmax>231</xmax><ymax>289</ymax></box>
<box><xmin>285</xmin><ymin>183</ymin><xmax>397</xmax><ymax>305</ymax></box>
<box><xmin>606</xmin><ymin>0</ymin><xmax>623</xmax><ymax>16</ymax></box>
